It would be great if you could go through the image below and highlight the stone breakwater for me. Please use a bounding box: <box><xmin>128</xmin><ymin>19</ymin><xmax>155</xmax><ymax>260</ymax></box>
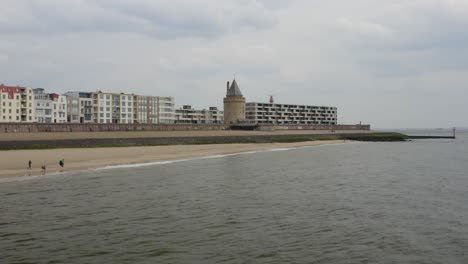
<box><xmin>0</xmin><ymin>123</ymin><xmax>370</xmax><ymax>133</ymax></box>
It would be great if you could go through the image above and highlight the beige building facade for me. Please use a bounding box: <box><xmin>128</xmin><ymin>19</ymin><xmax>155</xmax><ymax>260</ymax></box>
<box><xmin>0</xmin><ymin>84</ymin><xmax>35</xmax><ymax>123</ymax></box>
<box><xmin>92</xmin><ymin>92</ymin><xmax>137</xmax><ymax>124</ymax></box>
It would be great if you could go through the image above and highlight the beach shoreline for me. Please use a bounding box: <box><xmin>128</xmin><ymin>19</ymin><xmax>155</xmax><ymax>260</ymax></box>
<box><xmin>0</xmin><ymin>140</ymin><xmax>350</xmax><ymax>181</ymax></box>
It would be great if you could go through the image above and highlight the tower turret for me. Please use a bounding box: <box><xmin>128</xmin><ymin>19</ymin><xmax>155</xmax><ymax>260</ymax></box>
<box><xmin>223</xmin><ymin>79</ymin><xmax>246</xmax><ymax>124</ymax></box>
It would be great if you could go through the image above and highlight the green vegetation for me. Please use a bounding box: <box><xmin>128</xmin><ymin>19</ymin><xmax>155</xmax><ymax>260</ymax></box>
<box><xmin>340</xmin><ymin>133</ymin><xmax>408</xmax><ymax>142</ymax></box>
<box><xmin>0</xmin><ymin>132</ymin><xmax>408</xmax><ymax>150</ymax></box>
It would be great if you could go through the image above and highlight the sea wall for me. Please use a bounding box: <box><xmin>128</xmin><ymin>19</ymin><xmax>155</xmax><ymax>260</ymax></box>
<box><xmin>0</xmin><ymin>123</ymin><xmax>228</xmax><ymax>133</ymax></box>
<box><xmin>0</xmin><ymin>123</ymin><xmax>370</xmax><ymax>133</ymax></box>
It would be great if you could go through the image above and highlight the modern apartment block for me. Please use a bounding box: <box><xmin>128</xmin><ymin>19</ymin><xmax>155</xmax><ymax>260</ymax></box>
<box><xmin>33</xmin><ymin>88</ymin><xmax>67</xmax><ymax>123</ymax></box>
<box><xmin>136</xmin><ymin>95</ymin><xmax>175</xmax><ymax>124</ymax></box>
<box><xmin>245</xmin><ymin>102</ymin><xmax>337</xmax><ymax>125</ymax></box>
<box><xmin>175</xmin><ymin>105</ymin><xmax>224</xmax><ymax>124</ymax></box>
<box><xmin>0</xmin><ymin>84</ymin><xmax>35</xmax><ymax>123</ymax></box>
<box><xmin>92</xmin><ymin>92</ymin><xmax>137</xmax><ymax>124</ymax></box>
<box><xmin>64</xmin><ymin>92</ymin><xmax>93</xmax><ymax>123</ymax></box>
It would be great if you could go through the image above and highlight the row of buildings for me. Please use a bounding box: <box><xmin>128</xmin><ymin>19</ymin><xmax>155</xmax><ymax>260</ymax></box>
<box><xmin>0</xmin><ymin>84</ymin><xmax>224</xmax><ymax>124</ymax></box>
<box><xmin>223</xmin><ymin>80</ymin><xmax>337</xmax><ymax>125</ymax></box>
<box><xmin>1</xmin><ymin>80</ymin><xmax>338</xmax><ymax>125</ymax></box>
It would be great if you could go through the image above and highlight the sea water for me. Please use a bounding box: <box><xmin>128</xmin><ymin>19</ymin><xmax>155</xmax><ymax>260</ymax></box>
<box><xmin>1</xmin><ymin>132</ymin><xmax>467</xmax><ymax>263</ymax></box>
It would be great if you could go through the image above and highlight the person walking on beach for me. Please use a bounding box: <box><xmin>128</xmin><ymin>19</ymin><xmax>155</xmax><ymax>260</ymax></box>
<box><xmin>41</xmin><ymin>164</ymin><xmax>46</xmax><ymax>175</ymax></box>
<box><xmin>59</xmin><ymin>159</ymin><xmax>64</xmax><ymax>169</ymax></box>
<box><xmin>28</xmin><ymin>160</ymin><xmax>32</xmax><ymax>170</ymax></box>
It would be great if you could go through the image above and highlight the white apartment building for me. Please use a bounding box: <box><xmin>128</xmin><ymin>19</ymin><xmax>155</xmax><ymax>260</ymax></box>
<box><xmin>33</xmin><ymin>88</ymin><xmax>67</xmax><ymax>123</ymax></box>
<box><xmin>64</xmin><ymin>92</ymin><xmax>93</xmax><ymax>123</ymax></box>
<box><xmin>136</xmin><ymin>95</ymin><xmax>175</xmax><ymax>124</ymax></box>
<box><xmin>246</xmin><ymin>102</ymin><xmax>337</xmax><ymax>125</ymax></box>
<box><xmin>92</xmin><ymin>92</ymin><xmax>136</xmax><ymax>124</ymax></box>
<box><xmin>175</xmin><ymin>105</ymin><xmax>224</xmax><ymax>124</ymax></box>
<box><xmin>0</xmin><ymin>84</ymin><xmax>35</xmax><ymax>123</ymax></box>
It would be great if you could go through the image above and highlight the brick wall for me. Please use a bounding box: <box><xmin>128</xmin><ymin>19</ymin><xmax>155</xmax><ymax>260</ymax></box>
<box><xmin>0</xmin><ymin>123</ymin><xmax>370</xmax><ymax>133</ymax></box>
<box><xmin>0</xmin><ymin>123</ymin><xmax>229</xmax><ymax>133</ymax></box>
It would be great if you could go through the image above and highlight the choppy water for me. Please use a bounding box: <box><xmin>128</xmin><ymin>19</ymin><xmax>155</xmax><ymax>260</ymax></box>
<box><xmin>1</xmin><ymin>133</ymin><xmax>468</xmax><ymax>263</ymax></box>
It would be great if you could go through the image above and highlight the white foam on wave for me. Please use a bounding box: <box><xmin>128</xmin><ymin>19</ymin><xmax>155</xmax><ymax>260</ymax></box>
<box><xmin>270</xmin><ymin>147</ymin><xmax>296</xmax><ymax>152</ymax></box>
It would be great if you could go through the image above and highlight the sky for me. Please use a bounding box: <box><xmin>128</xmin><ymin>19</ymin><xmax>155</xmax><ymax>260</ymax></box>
<box><xmin>0</xmin><ymin>0</ymin><xmax>467</xmax><ymax>128</ymax></box>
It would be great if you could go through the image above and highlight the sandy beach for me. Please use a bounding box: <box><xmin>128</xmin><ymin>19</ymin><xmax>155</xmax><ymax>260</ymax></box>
<box><xmin>0</xmin><ymin>140</ymin><xmax>348</xmax><ymax>179</ymax></box>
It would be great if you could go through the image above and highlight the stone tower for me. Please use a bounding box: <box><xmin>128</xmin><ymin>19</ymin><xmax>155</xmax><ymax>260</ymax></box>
<box><xmin>223</xmin><ymin>79</ymin><xmax>246</xmax><ymax>124</ymax></box>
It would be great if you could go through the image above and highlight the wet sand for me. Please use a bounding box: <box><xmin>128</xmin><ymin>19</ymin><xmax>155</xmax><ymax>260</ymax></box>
<box><xmin>0</xmin><ymin>140</ymin><xmax>348</xmax><ymax>179</ymax></box>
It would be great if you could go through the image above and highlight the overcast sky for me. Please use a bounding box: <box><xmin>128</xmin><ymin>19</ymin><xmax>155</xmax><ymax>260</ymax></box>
<box><xmin>1</xmin><ymin>0</ymin><xmax>467</xmax><ymax>128</ymax></box>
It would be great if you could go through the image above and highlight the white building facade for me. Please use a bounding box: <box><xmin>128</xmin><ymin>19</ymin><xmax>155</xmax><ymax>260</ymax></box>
<box><xmin>246</xmin><ymin>102</ymin><xmax>337</xmax><ymax>125</ymax></box>
<box><xmin>0</xmin><ymin>84</ymin><xmax>35</xmax><ymax>123</ymax></box>
<box><xmin>92</xmin><ymin>92</ymin><xmax>136</xmax><ymax>124</ymax></box>
<box><xmin>33</xmin><ymin>88</ymin><xmax>67</xmax><ymax>123</ymax></box>
<box><xmin>64</xmin><ymin>92</ymin><xmax>93</xmax><ymax>123</ymax></box>
<box><xmin>136</xmin><ymin>95</ymin><xmax>175</xmax><ymax>124</ymax></box>
<box><xmin>175</xmin><ymin>105</ymin><xmax>224</xmax><ymax>124</ymax></box>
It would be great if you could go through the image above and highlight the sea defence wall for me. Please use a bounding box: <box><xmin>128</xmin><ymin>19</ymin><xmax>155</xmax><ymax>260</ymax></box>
<box><xmin>0</xmin><ymin>123</ymin><xmax>229</xmax><ymax>133</ymax></box>
<box><xmin>0</xmin><ymin>123</ymin><xmax>370</xmax><ymax>133</ymax></box>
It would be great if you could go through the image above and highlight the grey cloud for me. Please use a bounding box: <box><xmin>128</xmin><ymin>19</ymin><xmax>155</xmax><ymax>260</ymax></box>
<box><xmin>0</xmin><ymin>0</ymin><xmax>277</xmax><ymax>39</ymax></box>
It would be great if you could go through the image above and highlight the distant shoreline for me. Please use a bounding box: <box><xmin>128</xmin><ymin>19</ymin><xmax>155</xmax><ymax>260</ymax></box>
<box><xmin>0</xmin><ymin>140</ymin><xmax>354</xmax><ymax>180</ymax></box>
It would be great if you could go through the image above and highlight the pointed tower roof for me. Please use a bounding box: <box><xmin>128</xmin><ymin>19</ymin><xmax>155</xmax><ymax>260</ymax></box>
<box><xmin>227</xmin><ymin>79</ymin><xmax>243</xmax><ymax>97</ymax></box>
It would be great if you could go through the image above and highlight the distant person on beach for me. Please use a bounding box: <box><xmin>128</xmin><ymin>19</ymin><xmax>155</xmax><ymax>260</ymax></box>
<box><xmin>41</xmin><ymin>165</ymin><xmax>46</xmax><ymax>174</ymax></box>
<box><xmin>28</xmin><ymin>160</ymin><xmax>32</xmax><ymax>170</ymax></box>
<box><xmin>59</xmin><ymin>159</ymin><xmax>64</xmax><ymax>168</ymax></box>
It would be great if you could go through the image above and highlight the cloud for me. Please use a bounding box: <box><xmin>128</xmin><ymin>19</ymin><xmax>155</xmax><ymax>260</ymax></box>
<box><xmin>0</xmin><ymin>0</ymin><xmax>278</xmax><ymax>39</ymax></box>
